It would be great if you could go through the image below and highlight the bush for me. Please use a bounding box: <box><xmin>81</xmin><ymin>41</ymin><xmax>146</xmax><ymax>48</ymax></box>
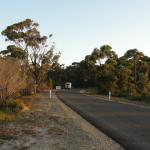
<box><xmin>0</xmin><ymin>99</ymin><xmax>24</xmax><ymax>121</ymax></box>
<box><xmin>0</xmin><ymin>99</ymin><xmax>24</xmax><ymax>113</ymax></box>
<box><xmin>7</xmin><ymin>99</ymin><xmax>24</xmax><ymax>112</ymax></box>
<box><xmin>0</xmin><ymin>58</ymin><xmax>26</xmax><ymax>106</ymax></box>
<box><xmin>128</xmin><ymin>95</ymin><xmax>142</xmax><ymax>101</ymax></box>
<box><xmin>118</xmin><ymin>91</ymin><xmax>129</xmax><ymax>97</ymax></box>
<box><xmin>128</xmin><ymin>92</ymin><xmax>150</xmax><ymax>102</ymax></box>
<box><xmin>141</xmin><ymin>92</ymin><xmax>150</xmax><ymax>102</ymax></box>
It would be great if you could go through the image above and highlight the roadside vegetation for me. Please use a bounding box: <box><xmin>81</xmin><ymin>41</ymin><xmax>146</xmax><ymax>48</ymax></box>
<box><xmin>0</xmin><ymin>19</ymin><xmax>60</xmax><ymax>120</ymax></box>
<box><xmin>51</xmin><ymin>45</ymin><xmax>150</xmax><ymax>102</ymax></box>
<box><xmin>0</xmin><ymin>18</ymin><xmax>150</xmax><ymax>121</ymax></box>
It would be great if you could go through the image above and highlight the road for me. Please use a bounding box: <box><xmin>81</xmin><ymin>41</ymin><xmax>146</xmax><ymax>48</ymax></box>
<box><xmin>56</xmin><ymin>90</ymin><xmax>150</xmax><ymax>150</ymax></box>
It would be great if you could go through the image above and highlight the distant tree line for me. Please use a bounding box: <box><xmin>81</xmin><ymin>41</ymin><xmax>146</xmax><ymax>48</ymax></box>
<box><xmin>50</xmin><ymin>45</ymin><xmax>150</xmax><ymax>101</ymax></box>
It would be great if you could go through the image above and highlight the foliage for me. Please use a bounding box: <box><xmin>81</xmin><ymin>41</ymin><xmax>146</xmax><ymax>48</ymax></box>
<box><xmin>0</xmin><ymin>18</ymin><xmax>150</xmax><ymax>103</ymax></box>
<box><xmin>0</xmin><ymin>58</ymin><xmax>26</xmax><ymax>107</ymax></box>
<box><xmin>1</xmin><ymin>19</ymin><xmax>60</xmax><ymax>93</ymax></box>
<box><xmin>0</xmin><ymin>99</ymin><xmax>24</xmax><ymax>121</ymax></box>
<box><xmin>50</xmin><ymin>45</ymin><xmax>150</xmax><ymax>101</ymax></box>
<box><xmin>0</xmin><ymin>45</ymin><xmax>25</xmax><ymax>59</ymax></box>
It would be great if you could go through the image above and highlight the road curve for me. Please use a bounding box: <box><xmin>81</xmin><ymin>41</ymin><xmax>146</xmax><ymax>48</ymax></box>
<box><xmin>56</xmin><ymin>90</ymin><xmax>150</xmax><ymax>150</ymax></box>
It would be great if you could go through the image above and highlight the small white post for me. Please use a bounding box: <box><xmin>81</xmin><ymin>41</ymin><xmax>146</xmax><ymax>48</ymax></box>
<box><xmin>109</xmin><ymin>91</ymin><xmax>111</xmax><ymax>101</ymax></box>
<box><xmin>49</xmin><ymin>90</ymin><xmax>52</xmax><ymax>99</ymax></box>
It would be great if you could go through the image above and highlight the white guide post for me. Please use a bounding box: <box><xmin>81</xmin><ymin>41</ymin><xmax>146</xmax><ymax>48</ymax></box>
<box><xmin>109</xmin><ymin>91</ymin><xmax>111</xmax><ymax>101</ymax></box>
<box><xmin>49</xmin><ymin>90</ymin><xmax>52</xmax><ymax>99</ymax></box>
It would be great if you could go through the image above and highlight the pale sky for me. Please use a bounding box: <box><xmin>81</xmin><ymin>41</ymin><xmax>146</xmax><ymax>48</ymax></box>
<box><xmin>0</xmin><ymin>0</ymin><xmax>150</xmax><ymax>66</ymax></box>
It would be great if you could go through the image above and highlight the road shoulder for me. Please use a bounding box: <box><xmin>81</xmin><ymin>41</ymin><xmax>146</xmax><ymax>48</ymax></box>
<box><xmin>0</xmin><ymin>92</ymin><xmax>123</xmax><ymax>150</ymax></box>
<box><xmin>82</xmin><ymin>91</ymin><xmax>150</xmax><ymax>110</ymax></box>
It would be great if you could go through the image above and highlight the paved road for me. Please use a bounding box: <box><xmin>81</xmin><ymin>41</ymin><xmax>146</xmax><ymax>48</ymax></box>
<box><xmin>56</xmin><ymin>90</ymin><xmax>150</xmax><ymax>150</ymax></box>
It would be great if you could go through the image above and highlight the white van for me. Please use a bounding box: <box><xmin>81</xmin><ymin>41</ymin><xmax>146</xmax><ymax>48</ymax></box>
<box><xmin>65</xmin><ymin>82</ymin><xmax>72</xmax><ymax>89</ymax></box>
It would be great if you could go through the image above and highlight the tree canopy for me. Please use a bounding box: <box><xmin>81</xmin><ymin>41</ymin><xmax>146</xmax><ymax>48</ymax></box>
<box><xmin>1</xmin><ymin>19</ymin><xmax>60</xmax><ymax>94</ymax></box>
<box><xmin>50</xmin><ymin>45</ymin><xmax>150</xmax><ymax>101</ymax></box>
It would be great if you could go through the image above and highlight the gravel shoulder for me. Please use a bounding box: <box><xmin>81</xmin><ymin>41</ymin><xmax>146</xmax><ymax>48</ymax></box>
<box><xmin>0</xmin><ymin>91</ymin><xmax>123</xmax><ymax>150</ymax></box>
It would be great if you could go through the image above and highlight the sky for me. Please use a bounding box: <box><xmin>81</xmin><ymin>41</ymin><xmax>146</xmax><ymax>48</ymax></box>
<box><xmin>0</xmin><ymin>0</ymin><xmax>150</xmax><ymax>66</ymax></box>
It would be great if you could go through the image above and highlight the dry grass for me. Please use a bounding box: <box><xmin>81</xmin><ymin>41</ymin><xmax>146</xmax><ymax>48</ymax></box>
<box><xmin>0</xmin><ymin>99</ymin><xmax>26</xmax><ymax>121</ymax></box>
<box><xmin>0</xmin><ymin>112</ymin><xmax>16</xmax><ymax>121</ymax></box>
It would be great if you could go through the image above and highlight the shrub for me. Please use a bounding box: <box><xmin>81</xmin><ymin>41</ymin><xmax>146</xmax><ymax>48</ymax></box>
<box><xmin>0</xmin><ymin>99</ymin><xmax>24</xmax><ymax>113</ymax></box>
<box><xmin>0</xmin><ymin>58</ymin><xmax>26</xmax><ymax>107</ymax></box>
<box><xmin>7</xmin><ymin>99</ymin><xmax>24</xmax><ymax>112</ymax></box>
<box><xmin>141</xmin><ymin>92</ymin><xmax>150</xmax><ymax>102</ymax></box>
<box><xmin>128</xmin><ymin>92</ymin><xmax>150</xmax><ymax>102</ymax></box>
<box><xmin>0</xmin><ymin>99</ymin><xmax>25</xmax><ymax>121</ymax></box>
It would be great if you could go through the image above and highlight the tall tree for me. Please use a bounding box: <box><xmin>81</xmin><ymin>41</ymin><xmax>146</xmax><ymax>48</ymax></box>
<box><xmin>1</xmin><ymin>19</ymin><xmax>60</xmax><ymax>93</ymax></box>
<box><xmin>123</xmin><ymin>49</ymin><xmax>144</xmax><ymax>92</ymax></box>
<box><xmin>91</xmin><ymin>45</ymin><xmax>117</xmax><ymax>66</ymax></box>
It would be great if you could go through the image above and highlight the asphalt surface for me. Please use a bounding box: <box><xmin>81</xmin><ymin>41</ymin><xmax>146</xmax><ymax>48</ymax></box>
<box><xmin>56</xmin><ymin>90</ymin><xmax>150</xmax><ymax>150</ymax></box>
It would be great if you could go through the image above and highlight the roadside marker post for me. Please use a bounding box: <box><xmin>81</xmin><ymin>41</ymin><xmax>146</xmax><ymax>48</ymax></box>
<box><xmin>49</xmin><ymin>90</ymin><xmax>52</xmax><ymax>99</ymax></box>
<box><xmin>109</xmin><ymin>91</ymin><xmax>111</xmax><ymax>101</ymax></box>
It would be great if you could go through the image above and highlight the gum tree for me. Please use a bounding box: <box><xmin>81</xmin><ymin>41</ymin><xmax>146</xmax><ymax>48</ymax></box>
<box><xmin>1</xmin><ymin>19</ymin><xmax>60</xmax><ymax>93</ymax></box>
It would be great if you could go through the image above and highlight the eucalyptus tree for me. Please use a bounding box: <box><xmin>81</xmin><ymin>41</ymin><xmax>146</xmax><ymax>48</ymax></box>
<box><xmin>123</xmin><ymin>49</ymin><xmax>144</xmax><ymax>92</ymax></box>
<box><xmin>0</xmin><ymin>45</ymin><xmax>25</xmax><ymax>60</ymax></box>
<box><xmin>1</xmin><ymin>19</ymin><xmax>37</xmax><ymax>64</ymax></box>
<box><xmin>1</xmin><ymin>19</ymin><xmax>60</xmax><ymax>93</ymax></box>
<box><xmin>91</xmin><ymin>45</ymin><xmax>117</xmax><ymax>66</ymax></box>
